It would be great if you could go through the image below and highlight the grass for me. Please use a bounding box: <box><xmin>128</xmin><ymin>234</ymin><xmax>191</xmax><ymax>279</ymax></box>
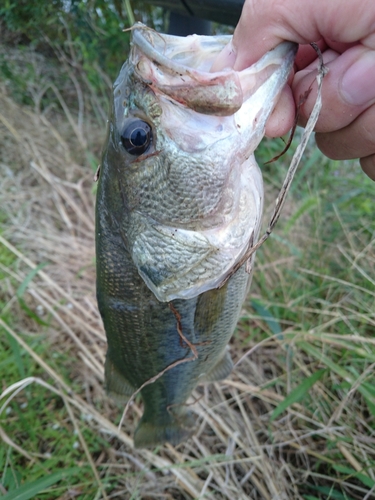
<box><xmin>0</xmin><ymin>30</ymin><xmax>375</xmax><ymax>500</ymax></box>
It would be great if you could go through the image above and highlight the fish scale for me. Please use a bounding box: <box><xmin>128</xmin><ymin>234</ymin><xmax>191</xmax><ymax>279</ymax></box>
<box><xmin>96</xmin><ymin>24</ymin><xmax>297</xmax><ymax>447</ymax></box>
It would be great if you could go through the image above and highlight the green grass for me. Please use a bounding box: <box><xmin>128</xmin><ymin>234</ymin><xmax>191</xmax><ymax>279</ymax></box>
<box><xmin>244</xmin><ymin>140</ymin><xmax>375</xmax><ymax>497</ymax></box>
<box><xmin>0</xmin><ymin>247</ymin><xmax>108</xmax><ymax>499</ymax></box>
<box><xmin>2</xmin><ymin>137</ymin><xmax>373</xmax><ymax>498</ymax></box>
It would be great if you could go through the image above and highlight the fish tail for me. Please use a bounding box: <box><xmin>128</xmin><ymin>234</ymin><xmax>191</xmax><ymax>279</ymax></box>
<box><xmin>134</xmin><ymin>411</ymin><xmax>196</xmax><ymax>448</ymax></box>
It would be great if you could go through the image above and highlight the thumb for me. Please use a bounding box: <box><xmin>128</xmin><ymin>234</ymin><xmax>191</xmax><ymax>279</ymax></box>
<box><xmin>213</xmin><ymin>0</ymin><xmax>375</xmax><ymax>72</ymax></box>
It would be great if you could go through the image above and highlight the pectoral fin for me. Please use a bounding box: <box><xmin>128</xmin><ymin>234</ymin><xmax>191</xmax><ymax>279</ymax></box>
<box><xmin>200</xmin><ymin>349</ymin><xmax>233</xmax><ymax>382</ymax></box>
<box><xmin>105</xmin><ymin>356</ymin><xmax>136</xmax><ymax>402</ymax></box>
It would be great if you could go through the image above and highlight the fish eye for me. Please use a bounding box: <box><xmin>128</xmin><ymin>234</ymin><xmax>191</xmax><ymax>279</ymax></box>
<box><xmin>121</xmin><ymin>120</ymin><xmax>152</xmax><ymax>156</ymax></box>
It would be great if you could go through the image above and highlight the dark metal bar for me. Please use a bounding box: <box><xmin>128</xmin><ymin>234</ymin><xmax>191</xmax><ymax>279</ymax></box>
<box><xmin>147</xmin><ymin>0</ymin><xmax>245</xmax><ymax>26</ymax></box>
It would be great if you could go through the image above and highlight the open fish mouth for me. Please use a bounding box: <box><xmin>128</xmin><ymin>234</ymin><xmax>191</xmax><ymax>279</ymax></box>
<box><xmin>131</xmin><ymin>25</ymin><xmax>296</xmax><ymax>116</ymax></box>
<box><xmin>115</xmin><ymin>25</ymin><xmax>297</xmax><ymax>302</ymax></box>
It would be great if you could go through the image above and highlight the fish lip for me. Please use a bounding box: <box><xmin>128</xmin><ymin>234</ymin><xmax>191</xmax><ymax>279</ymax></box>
<box><xmin>255</xmin><ymin>40</ymin><xmax>298</xmax><ymax>66</ymax></box>
<box><xmin>131</xmin><ymin>23</ymin><xmax>231</xmax><ymax>77</ymax></box>
<box><xmin>131</xmin><ymin>23</ymin><xmax>297</xmax><ymax>76</ymax></box>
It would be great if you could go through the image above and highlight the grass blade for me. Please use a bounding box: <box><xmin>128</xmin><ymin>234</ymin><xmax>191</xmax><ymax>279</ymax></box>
<box><xmin>124</xmin><ymin>0</ymin><xmax>135</xmax><ymax>25</ymax></box>
<box><xmin>251</xmin><ymin>299</ymin><xmax>282</xmax><ymax>336</ymax></box>
<box><xmin>15</xmin><ymin>263</ymin><xmax>49</xmax><ymax>326</ymax></box>
<box><xmin>300</xmin><ymin>342</ymin><xmax>375</xmax><ymax>416</ymax></box>
<box><xmin>306</xmin><ymin>485</ymin><xmax>356</xmax><ymax>500</ymax></box>
<box><xmin>333</xmin><ymin>465</ymin><xmax>375</xmax><ymax>489</ymax></box>
<box><xmin>16</xmin><ymin>263</ymin><xmax>48</xmax><ymax>298</ymax></box>
<box><xmin>270</xmin><ymin>369</ymin><xmax>325</xmax><ymax>421</ymax></box>
<box><xmin>283</xmin><ymin>195</ymin><xmax>319</xmax><ymax>234</ymax></box>
<box><xmin>1</xmin><ymin>468</ymin><xmax>80</xmax><ymax>500</ymax></box>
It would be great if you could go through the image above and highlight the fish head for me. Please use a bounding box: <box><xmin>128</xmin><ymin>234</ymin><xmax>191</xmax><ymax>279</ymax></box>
<box><xmin>99</xmin><ymin>24</ymin><xmax>297</xmax><ymax>302</ymax></box>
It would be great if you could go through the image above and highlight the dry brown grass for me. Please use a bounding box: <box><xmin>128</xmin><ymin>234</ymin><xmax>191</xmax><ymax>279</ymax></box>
<box><xmin>0</xmin><ymin>84</ymin><xmax>296</xmax><ymax>499</ymax></box>
<box><xmin>1</xmin><ymin>45</ymin><xmax>375</xmax><ymax>500</ymax></box>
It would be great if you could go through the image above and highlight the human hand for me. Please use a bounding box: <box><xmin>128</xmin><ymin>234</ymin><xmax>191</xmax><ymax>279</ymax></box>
<box><xmin>212</xmin><ymin>0</ymin><xmax>375</xmax><ymax>180</ymax></box>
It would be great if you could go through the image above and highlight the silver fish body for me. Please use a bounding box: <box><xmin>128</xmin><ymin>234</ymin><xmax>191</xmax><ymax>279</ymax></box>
<box><xmin>96</xmin><ymin>25</ymin><xmax>296</xmax><ymax>447</ymax></box>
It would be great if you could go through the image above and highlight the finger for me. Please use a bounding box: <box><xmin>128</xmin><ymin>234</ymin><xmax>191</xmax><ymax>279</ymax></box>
<box><xmin>322</xmin><ymin>39</ymin><xmax>358</xmax><ymax>54</ymax></box>
<box><xmin>294</xmin><ymin>40</ymin><xmax>357</xmax><ymax>69</ymax></box>
<box><xmin>360</xmin><ymin>154</ymin><xmax>375</xmax><ymax>181</ymax></box>
<box><xmin>315</xmin><ymin>103</ymin><xmax>375</xmax><ymax>160</ymax></box>
<box><xmin>265</xmin><ymin>85</ymin><xmax>295</xmax><ymax>137</ymax></box>
<box><xmin>231</xmin><ymin>0</ymin><xmax>375</xmax><ymax>70</ymax></box>
<box><xmin>292</xmin><ymin>45</ymin><xmax>375</xmax><ymax>132</ymax></box>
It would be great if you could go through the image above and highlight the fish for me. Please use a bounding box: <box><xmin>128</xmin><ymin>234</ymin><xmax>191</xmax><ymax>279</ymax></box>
<box><xmin>96</xmin><ymin>24</ymin><xmax>297</xmax><ymax>448</ymax></box>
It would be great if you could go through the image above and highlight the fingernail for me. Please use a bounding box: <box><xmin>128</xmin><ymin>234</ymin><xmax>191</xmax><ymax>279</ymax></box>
<box><xmin>341</xmin><ymin>51</ymin><xmax>375</xmax><ymax>106</ymax></box>
<box><xmin>210</xmin><ymin>41</ymin><xmax>237</xmax><ymax>72</ymax></box>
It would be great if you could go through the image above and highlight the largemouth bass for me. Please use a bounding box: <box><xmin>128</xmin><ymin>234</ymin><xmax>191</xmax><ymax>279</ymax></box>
<box><xmin>96</xmin><ymin>24</ymin><xmax>296</xmax><ymax>448</ymax></box>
